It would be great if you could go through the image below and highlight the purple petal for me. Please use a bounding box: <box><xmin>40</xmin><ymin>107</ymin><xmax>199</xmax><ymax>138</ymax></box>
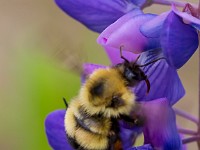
<box><xmin>129</xmin><ymin>144</ymin><xmax>153</xmax><ymax>150</ymax></box>
<box><xmin>97</xmin><ymin>8</ymin><xmax>143</xmax><ymax>45</ymax></box>
<box><xmin>99</xmin><ymin>14</ymin><xmax>160</xmax><ymax>53</ymax></box>
<box><xmin>192</xmin><ymin>23</ymin><xmax>200</xmax><ymax>30</ymax></box>
<box><xmin>161</xmin><ymin>11</ymin><xmax>198</xmax><ymax>69</ymax></box>
<box><xmin>172</xmin><ymin>5</ymin><xmax>200</xmax><ymax>30</ymax></box>
<box><xmin>104</xmin><ymin>46</ymin><xmax>139</xmax><ymax>65</ymax></box>
<box><xmin>45</xmin><ymin>110</ymin><xmax>74</xmax><ymax>150</ymax></box>
<box><xmin>130</xmin><ymin>0</ymin><xmax>147</xmax><ymax>7</ymax></box>
<box><xmin>81</xmin><ymin>63</ymin><xmax>107</xmax><ymax>83</ymax></box>
<box><xmin>119</xmin><ymin>121</ymin><xmax>143</xmax><ymax>149</ymax></box>
<box><xmin>140</xmin><ymin>11</ymin><xmax>170</xmax><ymax>38</ymax></box>
<box><xmin>140</xmin><ymin>98</ymin><xmax>181</xmax><ymax>150</ymax></box>
<box><xmin>55</xmin><ymin>0</ymin><xmax>139</xmax><ymax>33</ymax></box>
<box><xmin>134</xmin><ymin>49</ymin><xmax>185</xmax><ymax>105</ymax></box>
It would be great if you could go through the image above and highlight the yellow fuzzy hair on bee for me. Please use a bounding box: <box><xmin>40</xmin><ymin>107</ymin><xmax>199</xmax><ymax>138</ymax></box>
<box><xmin>79</xmin><ymin>68</ymin><xmax>135</xmax><ymax>117</ymax></box>
<box><xmin>64</xmin><ymin>68</ymin><xmax>136</xmax><ymax>150</ymax></box>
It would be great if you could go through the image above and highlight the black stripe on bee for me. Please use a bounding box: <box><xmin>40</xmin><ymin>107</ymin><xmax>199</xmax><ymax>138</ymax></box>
<box><xmin>66</xmin><ymin>134</ymin><xmax>86</xmax><ymax>150</ymax></box>
<box><xmin>76</xmin><ymin>106</ymin><xmax>104</xmax><ymax>134</ymax></box>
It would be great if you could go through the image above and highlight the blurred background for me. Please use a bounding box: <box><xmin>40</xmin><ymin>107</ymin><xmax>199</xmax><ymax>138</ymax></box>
<box><xmin>0</xmin><ymin>0</ymin><xmax>199</xmax><ymax>149</ymax></box>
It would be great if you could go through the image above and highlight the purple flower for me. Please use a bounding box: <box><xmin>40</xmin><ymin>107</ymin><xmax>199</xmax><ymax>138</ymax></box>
<box><xmin>96</xmin><ymin>4</ymin><xmax>199</xmax><ymax>69</ymax></box>
<box><xmin>55</xmin><ymin>0</ymin><xmax>200</xmax><ymax>69</ymax></box>
<box><xmin>141</xmin><ymin>5</ymin><xmax>199</xmax><ymax>69</ymax></box>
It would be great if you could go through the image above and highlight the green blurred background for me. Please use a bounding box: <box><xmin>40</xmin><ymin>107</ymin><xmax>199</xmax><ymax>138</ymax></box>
<box><xmin>0</xmin><ymin>0</ymin><xmax>198</xmax><ymax>149</ymax></box>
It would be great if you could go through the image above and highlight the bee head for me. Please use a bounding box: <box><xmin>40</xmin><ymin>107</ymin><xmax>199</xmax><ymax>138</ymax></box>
<box><xmin>116</xmin><ymin>61</ymin><xmax>150</xmax><ymax>94</ymax></box>
<box><xmin>80</xmin><ymin>68</ymin><xmax>135</xmax><ymax>118</ymax></box>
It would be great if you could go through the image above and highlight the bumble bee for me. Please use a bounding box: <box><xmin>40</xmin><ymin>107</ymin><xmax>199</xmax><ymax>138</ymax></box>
<box><xmin>64</xmin><ymin>49</ymin><xmax>163</xmax><ymax>150</ymax></box>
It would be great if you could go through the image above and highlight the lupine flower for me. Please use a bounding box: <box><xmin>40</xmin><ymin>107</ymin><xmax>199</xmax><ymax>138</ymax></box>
<box><xmin>45</xmin><ymin>0</ymin><xmax>200</xmax><ymax>149</ymax></box>
<box><xmin>97</xmin><ymin>5</ymin><xmax>199</xmax><ymax>68</ymax></box>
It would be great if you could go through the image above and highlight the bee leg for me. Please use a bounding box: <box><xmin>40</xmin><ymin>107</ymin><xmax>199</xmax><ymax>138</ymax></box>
<box><xmin>114</xmin><ymin>139</ymin><xmax>123</xmax><ymax>150</ymax></box>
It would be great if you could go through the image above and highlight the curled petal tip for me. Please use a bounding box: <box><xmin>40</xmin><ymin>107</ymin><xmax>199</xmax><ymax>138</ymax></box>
<box><xmin>100</xmin><ymin>14</ymin><xmax>159</xmax><ymax>53</ymax></box>
<box><xmin>97</xmin><ymin>8</ymin><xmax>144</xmax><ymax>45</ymax></box>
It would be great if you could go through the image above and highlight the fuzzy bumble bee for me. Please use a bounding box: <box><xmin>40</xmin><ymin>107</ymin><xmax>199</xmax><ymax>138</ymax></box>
<box><xmin>64</xmin><ymin>51</ymin><xmax>151</xmax><ymax>150</ymax></box>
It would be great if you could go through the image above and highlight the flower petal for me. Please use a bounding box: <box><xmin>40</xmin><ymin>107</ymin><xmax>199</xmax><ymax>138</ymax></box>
<box><xmin>97</xmin><ymin>8</ymin><xmax>144</xmax><ymax>45</ymax></box>
<box><xmin>45</xmin><ymin>110</ymin><xmax>73</xmax><ymax>150</ymax></box>
<box><xmin>140</xmin><ymin>11</ymin><xmax>170</xmax><ymax>38</ymax></box>
<box><xmin>129</xmin><ymin>144</ymin><xmax>153</xmax><ymax>150</ymax></box>
<box><xmin>99</xmin><ymin>14</ymin><xmax>160</xmax><ymax>53</ymax></box>
<box><xmin>161</xmin><ymin>11</ymin><xmax>199</xmax><ymax>69</ymax></box>
<box><xmin>140</xmin><ymin>98</ymin><xmax>181</xmax><ymax>150</ymax></box>
<box><xmin>119</xmin><ymin>121</ymin><xmax>143</xmax><ymax>150</ymax></box>
<box><xmin>172</xmin><ymin>5</ymin><xmax>200</xmax><ymax>30</ymax></box>
<box><xmin>104</xmin><ymin>46</ymin><xmax>139</xmax><ymax>65</ymax></box>
<box><xmin>130</xmin><ymin>0</ymin><xmax>148</xmax><ymax>7</ymax></box>
<box><xmin>55</xmin><ymin>0</ymin><xmax>139</xmax><ymax>32</ymax></box>
<box><xmin>134</xmin><ymin>49</ymin><xmax>185</xmax><ymax>105</ymax></box>
<box><xmin>81</xmin><ymin>63</ymin><xmax>107</xmax><ymax>83</ymax></box>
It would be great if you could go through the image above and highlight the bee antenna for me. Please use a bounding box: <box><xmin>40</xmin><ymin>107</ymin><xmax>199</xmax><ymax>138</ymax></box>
<box><xmin>63</xmin><ymin>97</ymin><xmax>68</xmax><ymax>109</ymax></box>
<box><xmin>120</xmin><ymin>46</ymin><xmax>129</xmax><ymax>63</ymax></box>
<box><xmin>138</xmin><ymin>57</ymin><xmax>166</xmax><ymax>67</ymax></box>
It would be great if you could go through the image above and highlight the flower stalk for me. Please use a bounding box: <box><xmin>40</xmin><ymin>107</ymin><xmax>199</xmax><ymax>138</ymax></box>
<box><xmin>174</xmin><ymin>106</ymin><xmax>200</xmax><ymax>147</ymax></box>
<box><xmin>178</xmin><ymin>128</ymin><xmax>198</xmax><ymax>136</ymax></box>
<box><xmin>182</xmin><ymin>136</ymin><xmax>200</xmax><ymax>144</ymax></box>
<box><xmin>174</xmin><ymin>108</ymin><xmax>198</xmax><ymax>124</ymax></box>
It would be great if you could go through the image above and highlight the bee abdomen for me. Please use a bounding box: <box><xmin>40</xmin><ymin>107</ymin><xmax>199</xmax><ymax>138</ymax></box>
<box><xmin>65</xmin><ymin>106</ymin><xmax>109</xmax><ymax>150</ymax></box>
<box><xmin>66</xmin><ymin>134</ymin><xmax>86</xmax><ymax>150</ymax></box>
